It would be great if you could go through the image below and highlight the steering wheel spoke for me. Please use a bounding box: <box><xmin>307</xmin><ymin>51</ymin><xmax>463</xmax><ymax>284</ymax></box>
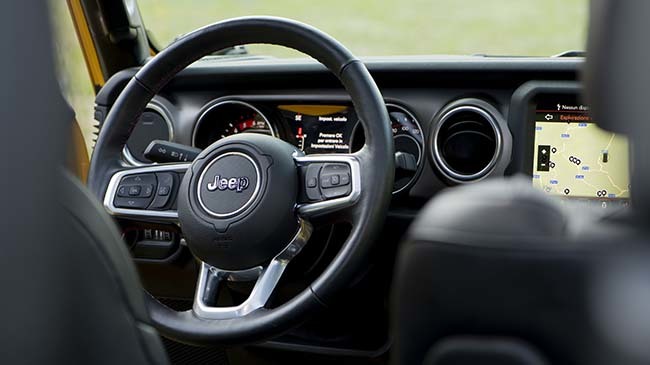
<box><xmin>103</xmin><ymin>163</ymin><xmax>190</xmax><ymax>222</ymax></box>
<box><xmin>294</xmin><ymin>154</ymin><xmax>362</xmax><ymax>219</ymax></box>
<box><xmin>192</xmin><ymin>219</ymin><xmax>313</xmax><ymax>319</ymax></box>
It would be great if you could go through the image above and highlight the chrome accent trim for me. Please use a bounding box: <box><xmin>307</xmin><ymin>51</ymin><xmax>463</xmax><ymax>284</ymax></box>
<box><xmin>192</xmin><ymin>99</ymin><xmax>276</xmax><ymax>148</ymax></box>
<box><xmin>123</xmin><ymin>102</ymin><xmax>175</xmax><ymax>166</ymax></box>
<box><xmin>195</xmin><ymin>152</ymin><xmax>262</xmax><ymax>218</ymax></box>
<box><xmin>294</xmin><ymin>154</ymin><xmax>362</xmax><ymax>217</ymax></box>
<box><xmin>193</xmin><ymin>219</ymin><xmax>313</xmax><ymax>320</ymax></box>
<box><xmin>122</xmin><ymin>145</ymin><xmax>145</xmax><ymax>167</ymax></box>
<box><xmin>103</xmin><ymin>163</ymin><xmax>190</xmax><ymax>220</ymax></box>
<box><xmin>432</xmin><ymin>105</ymin><xmax>503</xmax><ymax>183</ymax></box>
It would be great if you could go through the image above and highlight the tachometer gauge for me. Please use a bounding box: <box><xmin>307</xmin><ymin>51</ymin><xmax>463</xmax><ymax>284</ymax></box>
<box><xmin>193</xmin><ymin>100</ymin><xmax>275</xmax><ymax>149</ymax></box>
<box><xmin>212</xmin><ymin>113</ymin><xmax>270</xmax><ymax>139</ymax></box>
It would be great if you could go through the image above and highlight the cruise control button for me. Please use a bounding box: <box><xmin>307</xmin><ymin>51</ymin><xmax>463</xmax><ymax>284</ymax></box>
<box><xmin>121</xmin><ymin>173</ymin><xmax>156</xmax><ymax>186</ymax></box>
<box><xmin>340</xmin><ymin>173</ymin><xmax>350</xmax><ymax>186</ymax></box>
<box><xmin>115</xmin><ymin>174</ymin><xmax>159</xmax><ymax>209</ymax></box>
<box><xmin>158</xmin><ymin>186</ymin><xmax>170</xmax><ymax>196</ymax></box>
<box><xmin>117</xmin><ymin>186</ymin><xmax>129</xmax><ymax>197</ymax></box>
<box><xmin>114</xmin><ymin>197</ymin><xmax>150</xmax><ymax>209</ymax></box>
<box><xmin>140</xmin><ymin>184</ymin><xmax>154</xmax><ymax>198</ymax></box>
<box><xmin>331</xmin><ymin>174</ymin><xmax>340</xmax><ymax>186</ymax></box>
<box><xmin>150</xmin><ymin>172</ymin><xmax>176</xmax><ymax>210</ymax></box>
<box><xmin>128</xmin><ymin>185</ymin><xmax>142</xmax><ymax>196</ymax></box>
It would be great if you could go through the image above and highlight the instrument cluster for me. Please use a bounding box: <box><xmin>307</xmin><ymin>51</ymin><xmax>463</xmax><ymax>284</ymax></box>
<box><xmin>192</xmin><ymin>99</ymin><xmax>425</xmax><ymax>194</ymax></box>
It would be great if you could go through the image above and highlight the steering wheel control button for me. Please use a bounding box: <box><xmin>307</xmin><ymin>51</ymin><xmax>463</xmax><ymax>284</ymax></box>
<box><xmin>322</xmin><ymin>184</ymin><xmax>352</xmax><ymax>199</ymax></box>
<box><xmin>141</xmin><ymin>184</ymin><xmax>154</xmax><ymax>198</ymax></box>
<box><xmin>117</xmin><ymin>186</ymin><xmax>129</xmax><ymax>197</ymax></box>
<box><xmin>114</xmin><ymin>173</ymin><xmax>159</xmax><ymax>210</ymax></box>
<box><xmin>300</xmin><ymin>162</ymin><xmax>353</xmax><ymax>202</ymax></box>
<box><xmin>128</xmin><ymin>185</ymin><xmax>142</xmax><ymax>196</ymax></box>
<box><xmin>317</xmin><ymin>163</ymin><xmax>352</xmax><ymax>199</ymax></box>
<box><xmin>155</xmin><ymin>172</ymin><xmax>174</xmax><ymax>194</ymax></box>
<box><xmin>331</xmin><ymin>175</ymin><xmax>340</xmax><ymax>185</ymax></box>
<box><xmin>121</xmin><ymin>173</ymin><xmax>156</xmax><ymax>186</ymax></box>
<box><xmin>197</xmin><ymin>152</ymin><xmax>260</xmax><ymax>217</ymax></box>
<box><xmin>150</xmin><ymin>172</ymin><xmax>177</xmax><ymax>210</ymax></box>
<box><xmin>158</xmin><ymin>186</ymin><xmax>170</xmax><ymax>196</ymax></box>
<box><xmin>114</xmin><ymin>197</ymin><xmax>150</xmax><ymax>209</ymax></box>
<box><xmin>307</xmin><ymin>177</ymin><xmax>318</xmax><ymax>188</ymax></box>
<box><xmin>340</xmin><ymin>173</ymin><xmax>350</xmax><ymax>185</ymax></box>
<box><xmin>304</xmin><ymin>163</ymin><xmax>323</xmax><ymax>201</ymax></box>
<box><xmin>319</xmin><ymin>163</ymin><xmax>351</xmax><ymax>188</ymax></box>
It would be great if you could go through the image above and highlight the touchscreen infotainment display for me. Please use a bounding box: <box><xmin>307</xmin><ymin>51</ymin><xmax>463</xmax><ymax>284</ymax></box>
<box><xmin>531</xmin><ymin>96</ymin><xmax>631</xmax><ymax>207</ymax></box>
<box><xmin>278</xmin><ymin>105</ymin><xmax>357</xmax><ymax>154</ymax></box>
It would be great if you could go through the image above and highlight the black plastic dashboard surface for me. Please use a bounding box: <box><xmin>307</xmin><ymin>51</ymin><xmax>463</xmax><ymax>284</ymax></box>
<box><xmin>95</xmin><ymin>56</ymin><xmax>582</xmax><ymax>204</ymax></box>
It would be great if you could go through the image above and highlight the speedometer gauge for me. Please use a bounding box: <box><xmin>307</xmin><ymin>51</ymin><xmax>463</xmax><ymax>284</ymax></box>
<box><xmin>388</xmin><ymin>104</ymin><xmax>424</xmax><ymax>193</ymax></box>
<box><xmin>351</xmin><ymin>104</ymin><xmax>424</xmax><ymax>193</ymax></box>
<box><xmin>193</xmin><ymin>100</ymin><xmax>275</xmax><ymax>149</ymax></box>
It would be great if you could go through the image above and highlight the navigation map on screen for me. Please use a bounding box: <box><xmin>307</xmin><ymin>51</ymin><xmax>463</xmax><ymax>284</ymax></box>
<box><xmin>532</xmin><ymin>99</ymin><xmax>630</xmax><ymax>203</ymax></box>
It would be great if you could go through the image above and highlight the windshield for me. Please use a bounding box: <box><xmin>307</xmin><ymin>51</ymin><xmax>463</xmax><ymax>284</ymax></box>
<box><xmin>138</xmin><ymin>0</ymin><xmax>588</xmax><ymax>57</ymax></box>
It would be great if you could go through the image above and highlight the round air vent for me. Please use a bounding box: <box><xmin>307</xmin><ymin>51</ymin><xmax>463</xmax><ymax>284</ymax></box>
<box><xmin>431</xmin><ymin>101</ymin><xmax>503</xmax><ymax>183</ymax></box>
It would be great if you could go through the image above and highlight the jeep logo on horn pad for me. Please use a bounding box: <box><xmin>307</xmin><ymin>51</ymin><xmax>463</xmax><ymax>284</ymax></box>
<box><xmin>207</xmin><ymin>176</ymin><xmax>250</xmax><ymax>192</ymax></box>
<box><xmin>196</xmin><ymin>152</ymin><xmax>261</xmax><ymax>218</ymax></box>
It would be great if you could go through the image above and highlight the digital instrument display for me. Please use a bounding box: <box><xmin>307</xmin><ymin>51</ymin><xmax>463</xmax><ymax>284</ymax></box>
<box><xmin>278</xmin><ymin>105</ymin><xmax>357</xmax><ymax>154</ymax></box>
<box><xmin>532</xmin><ymin>96</ymin><xmax>631</xmax><ymax>208</ymax></box>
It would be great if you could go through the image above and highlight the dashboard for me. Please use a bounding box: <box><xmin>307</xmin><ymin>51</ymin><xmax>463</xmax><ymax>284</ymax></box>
<box><xmin>124</xmin><ymin>98</ymin><xmax>425</xmax><ymax>194</ymax></box>
<box><xmin>93</xmin><ymin>56</ymin><xmax>632</xmax><ymax>356</ymax></box>
<box><xmin>100</xmin><ymin>57</ymin><xmax>632</xmax><ymax>214</ymax></box>
<box><xmin>100</xmin><ymin>57</ymin><xmax>630</xmax><ymax>213</ymax></box>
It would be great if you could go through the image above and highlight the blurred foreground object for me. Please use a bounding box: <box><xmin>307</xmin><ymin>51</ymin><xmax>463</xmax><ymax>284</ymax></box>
<box><xmin>391</xmin><ymin>1</ymin><xmax>650</xmax><ymax>364</ymax></box>
<box><xmin>0</xmin><ymin>1</ymin><xmax>166</xmax><ymax>364</ymax></box>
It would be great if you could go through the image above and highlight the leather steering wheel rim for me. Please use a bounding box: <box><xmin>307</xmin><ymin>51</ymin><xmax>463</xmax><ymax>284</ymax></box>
<box><xmin>87</xmin><ymin>16</ymin><xmax>394</xmax><ymax>345</ymax></box>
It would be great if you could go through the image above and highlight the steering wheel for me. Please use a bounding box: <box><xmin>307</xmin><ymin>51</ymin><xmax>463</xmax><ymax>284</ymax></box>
<box><xmin>87</xmin><ymin>17</ymin><xmax>394</xmax><ymax>345</ymax></box>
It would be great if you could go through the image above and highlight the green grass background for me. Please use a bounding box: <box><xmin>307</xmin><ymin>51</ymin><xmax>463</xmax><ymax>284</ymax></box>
<box><xmin>51</xmin><ymin>0</ymin><xmax>589</xmax><ymax>153</ymax></box>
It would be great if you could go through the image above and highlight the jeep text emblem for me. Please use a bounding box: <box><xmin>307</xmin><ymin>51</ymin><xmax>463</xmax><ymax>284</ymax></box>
<box><xmin>196</xmin><ymin>151</ymin><xmax>261</xmax><ymax>218</ymax></box>
<box><xmin>207</xmin><ymin>175</ymin><xmax>250</xmax><ymax>193</ymax></box>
